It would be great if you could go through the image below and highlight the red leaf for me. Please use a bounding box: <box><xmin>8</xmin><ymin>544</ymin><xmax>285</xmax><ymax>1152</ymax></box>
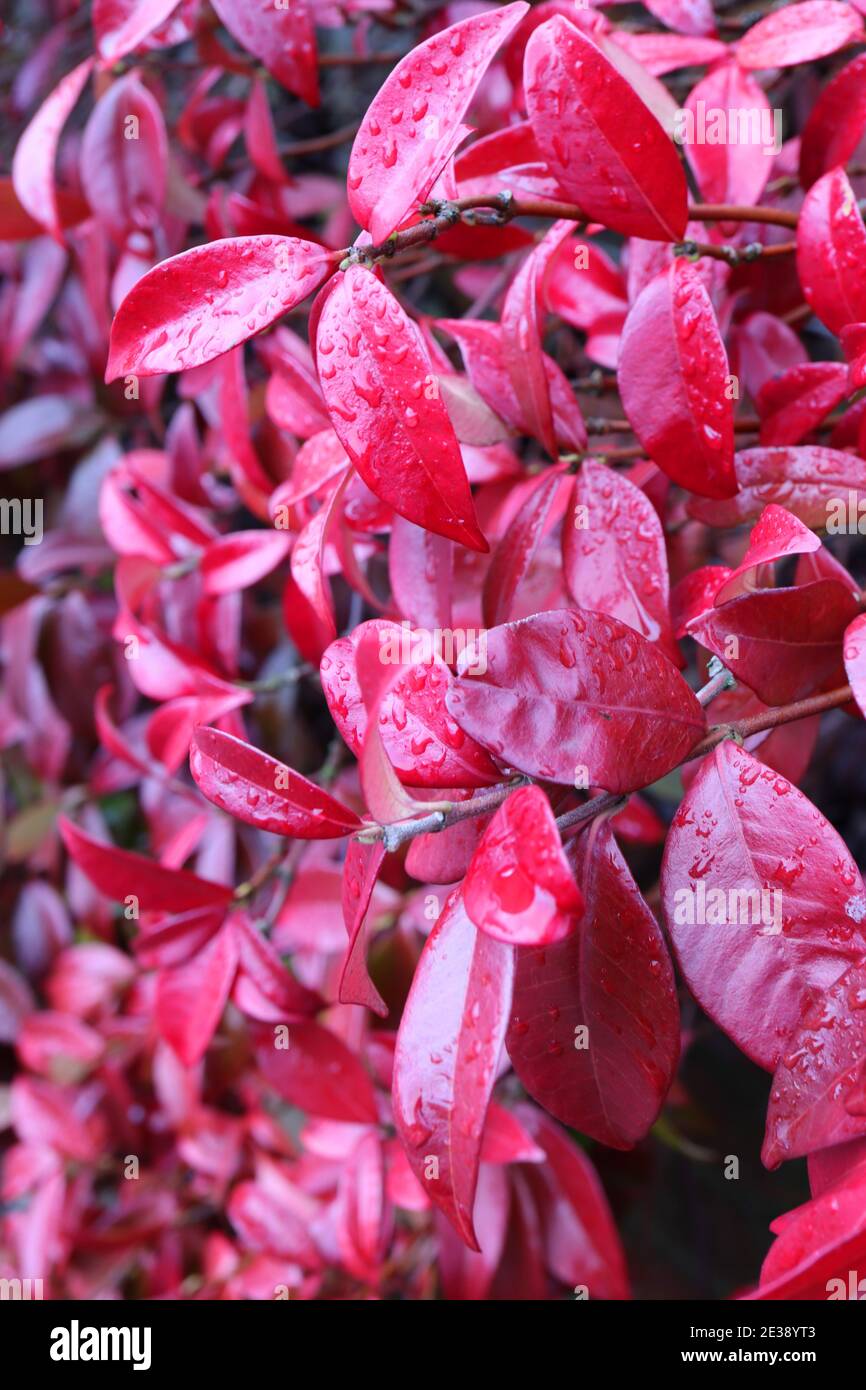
<box><xmin>483</xmin><ymin>465</ymin><xmax>570</xmax><ymax>628</ymax></box>
<box><xmin>93</xmin><ymin>0</ymin><xmax>182</xmax><ymax>63</ymax></box>
<box><xmin>661</xmin><ymin>742</ymin><xmax>866</xmax><ymax>1071</ymax></box>
<box><xmin>255</xmin><ymin>1021</ymin><xmax>378</xmax><ymax>1123</ymax></box>
<box><xmin>763</xmin><ymin>959</ymin><xmax>866</xmax><ymax>1168</ymax></box>
<box><xmin>446</xmin><ymin>609</ymin><xmax>705</xmax><ymax>793</ymax></box>
<box><xmin>501</xmin><ymin>221</ymin><xmax>575</xmax><ymax>459</ymax></box>
<box><xmin>799</xmin><ymin>52</ymin><xmax>866</xmax><ymax>188</ymax></box>
<box><xmin>736</xmin><ymin>1</ymin><xmax>864</xmax><ymax>70</ymax></box>
<box><xmin>347</xmin><ymin>3</ymin><xmax>529</xmax><ymax>243</ymax></box>
<box><xmin>232</xmin><ymin>913</ymin><xmax>320</xmax><ymax>1018</ymax></box>
<box><xmin>508</xmin><ymin>823</ymin><xmax>679</xmax><ymax>1148</ymax></box>
<box><xmin>12</xmin><ymin>58</ymin><xmax>94</xmax><ymax>241</ymax></box>
<box><xmin>59</xmin><ymin>817</ymin><xmax>234</xmax><ymax>912</ymax></box>
<box><xmin>524</xmin><ymin>17</ymin><xmax>687</xmax><ymax>241</ymax></box>
<box><xmin>757</xmin><ymin>362</ymin><xmax>850</xmax><ymax>446</ymax></box>
<box><xmin>618</xmin><ymin>261</ymin><xmax>736</xmax><ymax>499</ymax></box>
<box><xmin>106</xmin><ymin>236</ymin><xmax>333</xmax><ymax>379</ymax></box>
<box><xmin>688</xmin><ymin>444</ymin><xmax>866</xmax><ymax>529</ymax></box>
<box><xmin>339</xmin><ymin>839</ymin><xmax>388</xmax><ymax>1017</ymax></box>
<box><xmin>516</xmin><ymin>1104</ymin><xmax>630</xmax><ymax>1299</ymax></box>
<box><xmin>682</xmin><ymin>62</ymin><xmax>775</xmax><ymax>209</ymax></box>
<box><xmin>315</xmin><ymin>267</ymin><xmax>486</xmax><ymax>551</ymax></box>
<box><xmin>189</xmin><ymin>726</ymin><xmax>362</xmax><ymax>838</ymax></box>
<box><xmin>744</xmin><ymin>1169</ymin><xmax>866</xmax><ymax>1299</ymax></box>
<box><xmin>436</xmin><ymin>316</ymin><xmax>586</xmax><ymax>453</ymax></box>
<box><xmin>844</xmin><ymin>613</ymin><xmax>866</xmax><ymax>716</ymax></box>
<box><xmin>211</xmin><ymin>0</ymin><xmax>319</xmax><ymax>106</ymax></box>
<box><xmin>80</xmin><ymin>71</ymin><xmax>167</xmax><ymax>243</ymax></box>
<box><xmin>712</xmin><ymin>503</ymin><xmax>821</xmax><ymax>605</ymax></box>
<box><xmin>563</xmin><ymin>459</ymin><xmax>676</xmax><ymax>653</ymax></box>
<box><xmin>200</xmin><ymin>529</ymin><xmax>291</xmax><ymax>596</ymax></box>
<box><xmin>463</xmin><ymin>786</ymin><xmax>583</xmax><ymax>945</ymax></box>
<box><xmin>796</xmin><ymin>167</ymin><xmax>866</xmax><ymax>335</ymax></box>
<box><xmin>392</xmin><ymin>888</ymin><xmax>514</xmax><ymax>1249</ymax></box>
<box><xmin>689</xmin><ymin>579</ymin><xmax>857</xmax><ymax>705</ymax></box>
<box><xmin>155</xmin><ymin>923</ymin><xmax>239</xmax><ymax>1065</ymax></box>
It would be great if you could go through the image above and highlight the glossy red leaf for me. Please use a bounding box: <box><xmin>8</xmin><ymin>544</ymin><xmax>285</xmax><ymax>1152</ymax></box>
<box><xmin>524</xmin><ymin>18</ymin><xmax>687</xmax><ymax>241</ymax></box>
<box><xmin>736</xmin><ymin>1</ymin><xmax>864</xmax><ymax>70</ymax></box>
<box><xmin>189</xmin><ymin>726</ymin><xmax>362</xmax><ymax>838</ymax></box>
<box><xmin>255</xmin><ymin>1021</ymin><xmax>378</xmax><ymax>1123</ymax></box>
<box><xmin>316</xmin><ymin>267</ymin><xmax>485</xmax><ymax>551</ymax></box>
<box><xmin>800</xmin><ymin>52</ymin><xmax>866</xmax><ymax>188</ymax></box>
<box><xmin>392</xmin><ymin>888</ymin><xmax>515</xmax><ymax>1250</ymax></box>
<box><xmin>796</xmin><ymin>167</ymin><xmax>866</xmax><ymax>335</ymax></box>
<box><xmin>563</xmin><ymin>459</ymin><xmax>675</xmax><ymax>653</ymax></box>
<box><xmin>844</xmin><ymin>613</ymin><xmax>866</xmax><ymax>716</ymax></box>
<box><xmin>106</xmin><ymin>236</ymin><xmax>333</xmax><ymax>379</ymax></box>
<box><xmin>713</xmin><ymin>504</ymin><xmax>821</xmax><ymax>604</ymax></box>
<box><xmin>508</xmin><ymin>823</ymin><xmax>679</xmax><ymax>1148</ymax></box>
<box><xmin>80</xmin><ymin>71</ymin><xmax>167</xmax><ymax>243</ymax></box>
<box><xmin>682</xmin><ymin>63</ymin><xmax>774</xmax><ymax>210</ymax></box>
<box><xmin>661</xmin><ymin>742</ymin><xmax>866</xmax><ymax>1071</ymax></box>
<box><xmin>59</xmin><ymin>817</ymin><xmax>234</xmax><ymax>912</ymax></box>
<box><xmin>501</xmin><ymin>221</ymin><xmax>575</xmax><ymax>459</ymax></box>
<box><xmin>757</xmin><ymin>362</ymin><xmax>850</xmax><ymax>446</ymax></box>
<box><xmin>690</xmin><ymin>579</ymin><xmax>857</xmax><ymax>705</ymax></box>
<box><xmin>339</xmin><ymin>839</ymin><xmax>388</xmax><ymax>1018</ymax></box>
<box><xmin>155</xmin><ymin>923</ymin><xmax>239</xmax><ymax>1065</ymax></box>
<box><xmin>211</xmin><ymin>0</ymin><xmax>319</xmax><ymax>107</ymax></box>
<box><xmin>745</xmin><ymin>1169</ymin><xmax>866</xmax><ymax>1300</ymax></box>
<box><xmin>12</xmin><ymin>58</ymin><xmax>94</xmax><ymax>240</ymax></box>
<box><xmin>446</xmin><ymin>610</ymin><xmax>705</xmax><ymax>793</ymax></box>
<box><xmin>688</xmin><ymin>444</ymin><xmax>866</xmax><ymax>528</ymax></box>
<box><xmin>618</xmin><ymin>260</ymin><xmax>736</xmax><ymax>499</ymax></box>
<box><xmin>763</xmin><ymin>959</ymin><xmax>866</xmax><ymax>1168</ymax></box>
<box><xmin>463</xmin><ymin>786</ymin><xmax>583</xmax><ymax>945</ymax></box>
<box><xmin>483</xmin><ymin>465</ymin><xmax>570</xmax><ymax>628</ymax></box>
<box><xmin>347</xmin><ymin>3</ymin><xmax>529</xmax><ymax>243</ymax></box>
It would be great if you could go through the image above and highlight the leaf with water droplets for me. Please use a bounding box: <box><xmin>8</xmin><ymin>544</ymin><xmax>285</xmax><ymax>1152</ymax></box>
<box><xmin>618</xmin><ymin>260</ymin><xmax>737</xmax><ymax>499</ymax></box>
<box><xmin>688</xmin><ymin>445</ymin><xmax>866</xmax><ymax>529</ymax></box>
<box><xmin>315</xmin><ymin>267</ymin><xmax>487</xmax><ymax>551</ymax></box>
<box><xmin>661</xmin><ymin>742</ymin><xmax>866</xmax><ymax>1071</ymax></box>
<box><xmin>507</xmin><ymin>822</ymin><xmax>679</xmax><ymax>1148</ymax></box>
<box><xmin>743</xmin><ymin>1166</ymin><xmax>866</xmax><ymax>1299</ymax></box>
<box><xmin>524</xmin><ymin>17</ymin><xmax>688</xmax><ymax>241</ymax></box>
<box><xmin>346</xmin><ymin>2</ymin><xmax>529</xmax><ymax>243</ymax></box>
<box><xmin>106</xmin><ymin>236</ymin><xmax>333</xmax><ymax>379</ymax></box>
<box><xmin>757</xmin><ymin>362</ymin><xmax>850</xmax><ymax>447</ymax></box>
<box><xmin>796</xmin><ymin>167</ymin><xmax>866</xmax><ymax>336</ymax></box>
<box><xmin>690</xmin><ymin>579</ymin><xmax>857</xmax><ymax>704</ymax></box>
<box><xmin>211</xmin><ymin>0</ymin><xmax>319</xmax><ymax>107</ymax></box>
<box><xmin>712</xmin><ymin>504</ymin><xmax>821</xmax><ymax>605</ymax></box>
<box><xmin>463</xmin><ymin>786</ymin><xmax>583</xmax><ymax>946</ymax></box>
<box><xmin>446</xmin><ymin>609</ymin><xmax>705</xmax><ymax>793</ymax></box>
<box><xmin>392</xmin><ymin>887</ymin><xmax>515</xmax><ymax>1250</ymax></box>
<box><xmin>763</xmin><ymin>959</ymin><xmax>866</xmax><ymax>1168</ymax></box>
<box><xmin>12</xmin><ymin>58</ymin><xmax>94</xmax><ymax>241</ymax></box>
<box><xmin>563</xmin><ymin>460</ymin><xmax>677</xmax><ymax>658</ymax></box>
<box><xmin>189</xmin><ymin>726</ymin><xmax>362</xmax><ymax>838</ymax></box>
<box><xmin>844</xmin><ymin>613</ymin><xmax>866</xmax><ymax>717</ymax></box>
<box><xmin>735</xmin><ymin>0</ymin><xmax>864</xmax><ymax>71</ymax></box>
<box><xmin>800</xmin><ymin>52</ymin><xmax>866</xmax><ymax>188</ymax></box>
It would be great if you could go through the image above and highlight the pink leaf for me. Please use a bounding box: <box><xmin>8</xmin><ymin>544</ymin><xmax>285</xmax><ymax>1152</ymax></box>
<box><xmin>796</xmin><ymin>167</ymin><xmax>866</xmax><ymax>335</ymax></box>
<box><xmin>12</xmin><ymin>59</ymin><xmax>94</xmax><ymax>241</ymax></box>
<box><xmin>80</xmin><ymin>71</ymin><xmax>167</xmax><ymax>243</ymax></box>
<box><xmin>155</xmin><ymin>924</ymin><xmax>239</xmax><ymax>1065</ymax></box>
<box><xmin>736</xmin><ymin>1</ymin><xmax>864</xmax><ymax>70</ymax></box>
<box><xmin>211</xmin><ymin>0</ymin><xmax>319</xmax><ymax>107</ymax></box>
<box><xmin>59</xmin><ymin>817</ymin><xmax>234</xmax><ymax>912</ymax></box>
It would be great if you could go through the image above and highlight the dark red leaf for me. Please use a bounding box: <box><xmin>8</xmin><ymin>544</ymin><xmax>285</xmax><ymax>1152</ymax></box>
<box><xmin>256</xmin><ymin>1021</ymin><xmax>378</xmax><ymax>1123</ymax></box>
<box><xmin>59</xmin><ymin>817</ymin><xmax>234</xmax><ymax>912</ymax></box>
